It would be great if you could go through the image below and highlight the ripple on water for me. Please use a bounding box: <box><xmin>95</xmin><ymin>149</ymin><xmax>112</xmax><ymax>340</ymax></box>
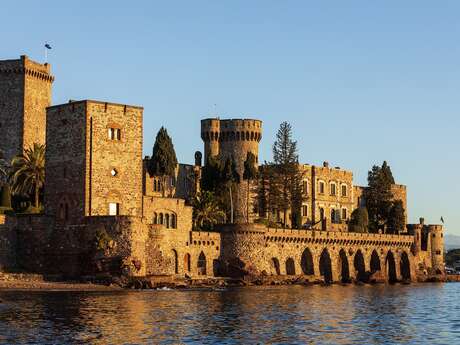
<box><xmin>0</xmin><ymin>283</ymin><xmax>457</xmax><ymax>345</ymax></box>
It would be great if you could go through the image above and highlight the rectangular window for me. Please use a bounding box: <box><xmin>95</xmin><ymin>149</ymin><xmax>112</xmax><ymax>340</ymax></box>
<box><xmin>342</xmin><ymin>208</ymin><xmax>347</xmax><ymax>220</ymax></box>
<box><xmin>302</xmin><ymin>180</ymin><xmax>308</xmax><ymax>194</ymax></box>
<box><xmin>330</xmin><ymin>183</ymin><xmax>336</xmax><ymax>196</ymax></box>
<box><xmin>319</xmin><ymin>182</ymin><xmax>325</xmax><ymax>194</ymax></box>
<box><xmin>109</xmin><ymin>202</ymin><xmax>119</xmax><ymax>216</ymax></box>
<box><xmin>302</xmin><ymin>205</ymin><xmax>308</xmax><ymax>217</ymax></box>
<box><xmin>108</xmin><ymin>128</ymin><xmax>121</xmax><ymax>141</ymax></box>
<box><xmin>341</xmin><ymin>185</ymin><xmax>347</xmax><ymax>197</ymax></box>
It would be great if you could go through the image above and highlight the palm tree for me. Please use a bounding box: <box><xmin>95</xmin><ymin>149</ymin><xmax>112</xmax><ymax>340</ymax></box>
<box><xmin>192</xmin><ymin>191</ymin><xmax>225</xmax><ymax>230</ymax></box>
<box><xmin>9</xmin><ymin>143</ymin><xmax>45</xmax><ymax>209</ymax></box>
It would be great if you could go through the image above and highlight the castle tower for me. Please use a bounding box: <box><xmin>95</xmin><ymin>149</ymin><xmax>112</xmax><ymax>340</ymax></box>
<box><xmin>45</xmin><ymin>100</ymin><xmax>143</xmax><ymax>222</ymax></box>
<box><xmin>428</xmin><ymin>224</ymin><xmax>445</xmax><ymax>274</ymax></box>
<box><xmin>200</xmin><ymin>118</ymin><xmax>263</xmax><ymax>223</ymax></box>
<box><xmin>0</xmin><ymin>55</ymin><xmax>54</xmax><ymax>162</ymax></box>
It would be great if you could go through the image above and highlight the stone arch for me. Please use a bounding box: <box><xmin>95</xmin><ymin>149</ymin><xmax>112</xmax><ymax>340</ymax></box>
<box><xmin>370</xmin><ymin>250</ymin><xmax>381</xmax><ymax>273</ymax></box>
<box><xmin>354</xmin><ymin>250</ymin><xmax>366</xmax><ymax>282</ymax></box>
<box><xmin>271</xmin><ymin>257</ymin><xmax>281</xmax><ymax>275</ymax></box>
<box><xmin>400</xmin><ymin>251</ymin><xmax>411</xmax><ymax>281</ymax></box>
<box><xmin>198</xmin><ymin>251</ymin><xmax>207</xmax><ymax>275</ymax></box>
<box><xmin>171</xmin><ymin>214</ymin><xmax>177</xmax><ymax>229</ymax></box>
<box><xmin>301</xmin><ymin>248</ymin><xmax>314</xmax><ymax>275</ymax></box>
<box><xmin>319</xmin><ymin>248</ymin><xmax>333</xmax><ymax>283</ymax></box>
<box><xmin>339</xmin><ymin>249</ymin><xmax>350</xmax><ymax>283</ymax></box>
<box><xmin>184</xmin><ymin>253</ymin><xmax>191</xmax><ymax>273</ymax></box>
<box><xmin>172</xmin><ymin>249</ymin><xmax>178</xmax><ymax>274</ymax></box>
<box><xmin>385</xmin><ymin>250</ymin><xmax>397</xmax><ymax>283</ymax></box>
<box><xmin>286</xmin><ymin>258</ymin><xmax>296</xmax><ymax>275</ymax></box>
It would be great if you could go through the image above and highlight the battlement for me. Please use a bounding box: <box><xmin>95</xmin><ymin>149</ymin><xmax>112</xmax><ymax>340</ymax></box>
<box><xmin>0</xmin><ymin>56</ymin><xmax>54</xmax><ymax>82</ymax></box>
<box><xmin>201</xmin><ymin>118</ymin><xmax>262</xmax><ymax>143</ymax></box>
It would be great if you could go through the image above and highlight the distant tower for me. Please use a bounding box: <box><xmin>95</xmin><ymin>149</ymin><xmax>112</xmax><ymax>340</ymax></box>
<box><xmin>0</xmin><ymin>55</ymin><xmax>54</xmax><ymax>162</ymax></box>
<box><xmin>200</xmin><ymin>118</ymin><xmax>263</xmax><ymax>222</ymax></box>
<box><xmin>428</xmin><ymin>224</ymin><xmax>445</xmax><ymax>274</ymax></box>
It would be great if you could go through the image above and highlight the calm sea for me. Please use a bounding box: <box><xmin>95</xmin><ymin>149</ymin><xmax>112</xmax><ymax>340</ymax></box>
<box><xmin>0</xmin><ymin>283</ymin><xmax>459</xmax><ymax>345</ymax></box>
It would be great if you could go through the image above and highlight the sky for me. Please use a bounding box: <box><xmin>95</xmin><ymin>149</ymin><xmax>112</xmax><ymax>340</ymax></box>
<box><xmin>2</xmin><ymin>1</ymin><xmax>459</xmax><ymax>234</ymax></box>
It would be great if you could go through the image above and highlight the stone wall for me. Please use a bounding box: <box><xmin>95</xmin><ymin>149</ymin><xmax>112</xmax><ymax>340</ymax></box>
<box><xmin>0</xmin><ymin>215</ymin><xmax>17</xmax><ymax>270</ymax></box>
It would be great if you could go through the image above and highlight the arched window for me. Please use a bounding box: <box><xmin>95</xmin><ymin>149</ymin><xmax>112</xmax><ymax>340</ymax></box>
<box><xmin>341</xmin><ymin>208</ymin><xmax>347</xmax><ymax>221</ymax></box>
<box><xmin>171</xmin><ymin>214</ymin><xmax>177</xmax><ymax>228</ymax></box>
<box><xmin>341</xmin><ymin>184</ymin><xmax>347</xmax><ymax>197</ymax></box>
<box><xmin>331</xmin><ymin>209</ymin><xmax>336</xmax><ymax>223</ymax></box>
<box><xmin>330</xmin><ymin>182</ymin><xmax>337</xmax><ymax>196</ymax></box>
<box><xmin>320</xmin><ymin>207</ymin><xmax>325</xmax><ymax>220</ymax></box>
<box><xmin>198</xmin><ymin>251</ymin><xmax>207</xmax><ymax>275</ymax></box>
<box><xmin>319</xmin><ymin>181</ymin><xmax>325</xmax><ymax>194</ymax></box>
<box><xmin>153</xmin><ymin>212</ymin><xmax>158</xmax><ymax>224</ymax></box>
<box><xmin>165</xmin><ymin>214</ymin><xmax>170</xmax><ymax>228</ymax></box>
<box><xmin>302</xmin><ymin>204</ymin><xmax>308</xmax><ymax>217</ymax></box>
<box><xmin>159</xmin><ymin>213</ymin><xmax>164</xmax><ymax>225</ymax></box>
<box><xmin>302</xmin><ymin>180</ymin><xmax>308</xmax><ymax>194</ymax></box>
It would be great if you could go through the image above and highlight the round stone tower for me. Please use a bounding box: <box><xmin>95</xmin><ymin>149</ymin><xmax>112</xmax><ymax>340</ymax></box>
<box><xmin>200</xmin><ymin>119</ymin><xmax>220</xmax><ymax>162</ymax></box>
<box><xmin>200</xmin><ymin>118</ymin><xmax>263</xmax><ymax>223</ymax></box>
<box><xmin>428</xmin><ymin>224</ymin><xmax>445</xmax><ymax>274</ymax></box>
<box><xmin>407</xmin><ymin>223</ymin><xmax>423</xmax><ymax>255</ymax></box>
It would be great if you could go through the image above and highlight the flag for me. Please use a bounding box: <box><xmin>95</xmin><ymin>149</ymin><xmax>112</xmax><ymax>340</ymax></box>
<box><xmin>45</xmin><ymin>43</ymin><xmax>52</xmax><ymax>50</ymax></box>
<box><xmin>441</xmin><ymin>216</ymin><xmax>444</xmax><ymax>223</ymax></box>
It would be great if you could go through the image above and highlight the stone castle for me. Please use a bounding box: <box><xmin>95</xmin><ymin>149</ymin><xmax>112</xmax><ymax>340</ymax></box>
<box><xmin>0</xmin><ymin>55</ymin><xmax>445</xmax><ymax>283</ymax></box>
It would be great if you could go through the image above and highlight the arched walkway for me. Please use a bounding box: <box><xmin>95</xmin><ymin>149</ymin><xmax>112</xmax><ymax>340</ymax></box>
<box><xmin>354</xmin><ymin>250</ymin><xmax>366</xmax><ymax>282</ymax></box>
<box><xmin>338</xmin><ymin>249</ymin><xmax>350</xmax><ymax>283</ymax></box>
<box><xmin>370</xmin><ymin>250</ymin><xmax>381</xmax><ymax>273</ymax></box>
<box><xmin>300</xmin><ymin>248</ymin><xmax>314</xmax><ymax>275</ymax></box>
<box><xmin>286</xmin><ymin>258</ymin><xmax>296</xmax><ymax>275</ymax></box>
<box><xmin>386</xmin><ymin>251</ymin><xmax>397</xmax><ymax>283</ymax></box>
<box><xmin>172</xmin><ymin>249</ymin><xmax>178</xmax><ymax>274</ymax></box>
<box><xmin>184</xmin><ymin>253</ymin><xmax>191</xmax><ymax>273</ymax></box>
<box><xmin>271</xmin><ymin>257</ymin><xmax>281</xmax><ymax>275</ymax></box>
<box><xmin>198</xmin><ymin>251</ymin><xmax>207</xmax><ymax>276</ymax></box>
<box><xmin>400</xmin><ymin>251</ymin><xmax>411</xmax><ymax>281</ymax></box>
<box><xmin>319</xmin><ymin>249</ymin><xmax>333</xmax><ymax>283</ymax></box>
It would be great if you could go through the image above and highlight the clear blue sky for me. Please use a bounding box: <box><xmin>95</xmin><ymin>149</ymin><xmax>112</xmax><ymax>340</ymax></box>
<box><xmin>2</xmin><ymin>1</ymin><xmax>459</xmax><ymax>233</ymax></box>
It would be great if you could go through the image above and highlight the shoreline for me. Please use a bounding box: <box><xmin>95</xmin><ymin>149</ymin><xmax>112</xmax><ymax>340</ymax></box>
<box><xmin>0</xmin><ymin>273</ymin><xmax>455</xmax><ymax>292</ymax></box>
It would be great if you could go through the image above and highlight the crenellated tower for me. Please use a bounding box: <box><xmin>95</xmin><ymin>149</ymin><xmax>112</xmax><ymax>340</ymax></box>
<box><xmin>0</xmin><ymin>55</ymin><xmax>54</xmax><ymax>162</ymax></box>
<box><xmin>200</xmin><ymin>118</ymin><xmax>263</xmax><ymax>222</ymax></box>
<box><xmin>428</xmin><ymin>224</ymin><xmax>445</xmax><ymax>274</ymax></box>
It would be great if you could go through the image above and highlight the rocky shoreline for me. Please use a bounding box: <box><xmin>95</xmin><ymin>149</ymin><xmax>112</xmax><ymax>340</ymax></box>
<box><xmin>0</xmin><ymin>272</ymin><xmax>452</xmax><ymax>292</ymax></box>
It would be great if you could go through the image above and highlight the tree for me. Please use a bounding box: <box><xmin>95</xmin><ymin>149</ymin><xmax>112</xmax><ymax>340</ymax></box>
<box><xmin>348</xmin><ymin>207</ymin><xmax>369</xmax><ymax>233</ymax></box>
<box><xmin>8</xmin><ymin>143</ymin><xmax>45</xmax><ymax>209</ymax></box>
<box><xmin>192</xmin><ymin>191</ymin><xmax>225</xmax><ymax>230</ymax></box>
<box><xmin>387</xmin><ymin>200</ymin><xmax>405</xmax><ymax>234</ymax></box>
<box><xmin>201</xmin><ymin>155</ymin><xmax>223</xmax><ymax>193</ymax></box>
<box><xmin>243</xmin><ymin>152</ymin><xmax>258</xmax><ymax>223</ymax></box>
<box><xmin>148</xmin><ymin>127</ymin><xmax>178</xmax><ymax>197</ymax></box>
<box><xmin>364</xmin><ymin>162</ymin><xmax>394</xmax><ymax>232</ymax></box>
<box><xmin>222</xmin><ymin>157</ymin><xmax>240</xmax><ymax>223</ymax></box>
<box><xmin>272</xmin><ymin>121</ymin><xmax>302</xmax><ymax>226</ymax></box>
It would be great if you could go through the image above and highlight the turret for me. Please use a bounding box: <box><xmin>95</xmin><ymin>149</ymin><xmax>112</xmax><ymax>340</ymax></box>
<box><xmin>428</xmin><ymin>224</ymin><xmax>445</xmax><ymax>274</ymax></box>
<box><xmin>201</xmin><ymin>119</ymin><xmax>220</xmax><ymax>162</ymax></box>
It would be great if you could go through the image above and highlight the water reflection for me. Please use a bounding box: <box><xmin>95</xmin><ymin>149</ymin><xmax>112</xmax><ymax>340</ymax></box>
<box><xmin>0</xmin><ymin>284</ymin><xmax>455</xmax><ymax>344</ymax></box>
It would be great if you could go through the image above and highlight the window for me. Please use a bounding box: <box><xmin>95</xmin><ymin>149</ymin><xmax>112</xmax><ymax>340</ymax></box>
<box><xmin>319</xmin><ymin>181</ymin><xmax>325</xmax><ymax>194</ymax></box>
<box><xmin>342</xmin><ymin>208</ymin><xmax>347</xmax><ymax>220</ymax></box>
<box><xmin>330</xmin><ymin>183</ymin><xmax>336</xmax><ymax>196</ymax></box>
<box><xmin>108</xmin><ymin>128</ymin><xmax>121</xmax><ymax>140</ymax></box>
<box><xmin>341</xmin><ymin>184</ymin><xmax>347</xmax><ymax>197</ymax></box>
<box><xmin>109</xmin><ymin>202</ymin><xmax>119</xmax><ymax>216</ymax></box>
<box><xmin>302</xmin><ymin>205</ymin><xmax>308</xmax><ymax>217</ymax></box>
<box><xmin>319</xmin><ymin>207</ymin><xmax>325</xmax><ymax>220</ymax></box>
<box><xmin>165</xmin><ymin>214</ymin><xmax>170</xmax><ymax>228</ymax></box>
<box><xmin>111</xmin><ymin>168</ymin><xmax>118</xmax><ymax>177</ymax></box>
<box><xmin>302</xmin><ymin>180</ymin><xmax>308</xmax><ymax>194</ymax></box>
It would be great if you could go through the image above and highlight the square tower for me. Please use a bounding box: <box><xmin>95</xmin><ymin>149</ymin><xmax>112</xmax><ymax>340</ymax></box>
<box><xmin>44</xmin><ymin>100</ymin><xmax>143</xmax><ymax>221</ymax></box>
<box><xmin>0</xmin><ymin>55</ymin><xmax>53</xmax><ymax>162</ymax></box>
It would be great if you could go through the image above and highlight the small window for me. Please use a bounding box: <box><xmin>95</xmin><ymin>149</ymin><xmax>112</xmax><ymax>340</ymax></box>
<box><xmin>436</xmin><ymin>250</ymin><xmax>441</xmax><ymax>255</ymax></box>
<box><xmin>109</xmin><ymin>202</ymin><xmax>119</xmax><ymax>216</ymax></box>
<box><xmin>302</xmin><ymin>205</ymin><xmax>308</xmax><ymax>217</ymax></box>
<box><xmin>319</xmin><ymin>181</ymin><xmax>325</xmax><ymax>194</ymax></box>
<box><xmin>111</xmin><ymin>168</ymin><xmax>118</xmax><ymax>177</ymax></box>
<box><xmin>330</xmin><ymin>183</ymin><xmax>336</xmax><ymax>196</ymax></box>
<box><xmin>341</xmin><ymin>184</ymin><xmax>347</xmax><ymax>197</ymax></box>
<box><xmin>302</xmin><ymin>180</ymin><xmax>308</xmax><ymax>194</ymax></box>
<box><xmin>319</xmin><ymin>207</ymin><xmax>325</xmax><ymax>220</ymax></box>
<box><xmin>342</xmin><ymin>208</ymin><xmax>347</xmax><ymax>220</ymax></box>
<box><xmin>108</xmin><ymin>128</ymin><xmax>121</xmax><ymax>141</ymax></box>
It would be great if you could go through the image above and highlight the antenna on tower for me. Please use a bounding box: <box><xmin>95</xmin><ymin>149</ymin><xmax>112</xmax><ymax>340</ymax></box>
<box><xmin>213</xmin><ymin>103</ymin><xmax>219</xmax><ymax>118</ymax></box>
<box><xmin>44</xmin><ymin>43</ymin><xmax>52</xmax><ymax>63</ymax></box>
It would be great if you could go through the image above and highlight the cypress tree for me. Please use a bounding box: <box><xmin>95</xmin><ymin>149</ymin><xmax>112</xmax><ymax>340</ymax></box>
<box><xmin>387</xmin><ymin>200</ymin><xmax>405</xmax><ymax>234</ymax></box>
<box><xmin>348</xmin><ymin>207</ymin><xmax>369</xmax><ymax>233</ymax></box>
<box><xmin>148</xmin><ymin>127</ymin><xmax>178</xmax><ymax>197</ymax></box>
<box><xmin>243</xmin><ymin>152</ymin><xmax>258</xmax><ymax>223</ymax></box>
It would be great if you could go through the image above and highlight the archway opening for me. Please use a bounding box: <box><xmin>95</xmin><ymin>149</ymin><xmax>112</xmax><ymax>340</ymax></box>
<box><xmin>370</xmin><ymin>250</ymin><xmax>381</xmax><ymax>273</ymax></box>
<box><xmin>271</xmin><ymin>257</ymin><xmax>281</xmax><ymax>275</ymax></box>
<box><xmin>339</xmin><ymin>249</ymin><xmax>350</xmax><ymax>283</ymax></box>
<box><xmin>386</xmin><ymin>251</ymin><xmax>397</xmax><ymax>283</ymax></box>
<box><xmin>354</xmin><ymin>250</ymin><xmax>366</xmax><ymax>282</ymax></box>
<box><xmin>319</xmin><ymin>249</ymin><xmax>333</xmax><ymax>284</ymax></box>
<box><xmin>198</xmin><ymin>251</ymin><xmax>207</xmax><ymax>275</ymax></box>
<box><xmin>301</xmin><ymin>248</ymin><xmax>314</xmax><ymax>275</ymax></box>
<box><xmin>286</xmin><ymin>258</ymin><xmax>296</xmax><ymax>275</ymax></box>
<box><xmin>400</xmin><ymin>251</ymin><xmax>411</xmax><ymax>281</ymax></box>
<box><xmin>184</xmin><ymin>253</ymin><xmax>191</xmax><ymax>273</ymax></box>
<box><xmin>172</xmin><ymin>249</ymin><xmax>178</xmax><ymax>274</ymax></box>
